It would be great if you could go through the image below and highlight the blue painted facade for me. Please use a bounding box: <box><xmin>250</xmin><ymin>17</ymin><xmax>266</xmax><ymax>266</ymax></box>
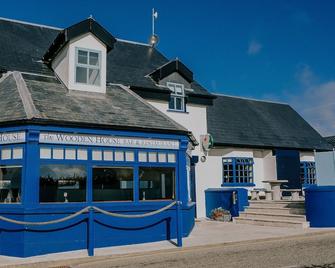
<box><xmin>0</xmin><ymin>125</ymin><xmax>195</xmax><ymax>257</ymax></box>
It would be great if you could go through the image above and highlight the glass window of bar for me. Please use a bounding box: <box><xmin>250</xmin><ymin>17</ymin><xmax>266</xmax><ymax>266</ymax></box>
<box><xmin>39</xmin><ymin>165</ymin><xmax>87</xmax><ymax>203</ymax></box>
<box><xmin>222</xmin><ymin>157</ymin><xmax>254</xmax><ymax>184</ymax></box>
<box><xmin>167</xmin><ymin>82</ymin><xmax>185</xmax><ymax>112</ymax></box>
<box><xmin>75</xmin><ymin>48</ymin><xmax>101</xmax><ymax>86</ymax></box>
<box><xmin>0</xmin><ymin>166</ymin><xmax>22</xmax><ymax>203</ymax></box>
<box><xmin>93</xmin><ymin>167</ymin><xmax>134</xmax><ymax>202</ymax></box>
<box><xmin>300</xmin><ymin>161</ymin><xmax>316</xmax><ymax>185</ymax></box>
<box><xmin>139</xmin><ymin>167</ymin><xmax>175</xmax><ymax>201</ymax></box>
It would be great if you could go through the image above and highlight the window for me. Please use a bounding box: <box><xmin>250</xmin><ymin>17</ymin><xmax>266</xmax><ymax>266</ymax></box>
<box><xmin>0</xmin><ymin>166</ymin><xmax>22</xmax><ymax>203</ymax></box>
<box><xmin>75</xmin><ymin>48</ymin><xmax>101</xmax><ymax>86</ymax></box>
<box><xmin>222</xmin><ymin>158</ymin><xmax>254</xmax><ymax>185</ymax></box>
<box><xmin>93</xmin><ymin>167</ymin><xmax>133</xmax><ymax>202</ymax></box>
<box><xmin>167</xmin><ymin>83</ymin><xmax>185</xmax><ymax>112</ymax></box>
<box><xmin>300</xmin><ymin>161</ymin><xmax>316</xmax><ymax>185</ymax></box>
<box><xmin>139</xmin><ymin>167</ymin><xmax>175</xmax><ymax>200</ymax></box>
<box><xmin>39</xmin><ymin>165</ymin><xmax>87</xmax><ymax>203</ymax></box>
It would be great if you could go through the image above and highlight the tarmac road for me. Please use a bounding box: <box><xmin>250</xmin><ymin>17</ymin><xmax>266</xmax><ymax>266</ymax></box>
<box><xmin>9</xmin><ymin>231</ymin><xmax>335</xmax><ymax>268</ymax></box>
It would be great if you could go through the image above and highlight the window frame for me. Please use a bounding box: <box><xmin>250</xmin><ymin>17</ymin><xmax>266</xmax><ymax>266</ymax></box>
<box><xmin>167</xmin><ymin>82</ymin><xmax>186</xmax><ymax>112</ymax></box>
<box><xmin>75</xmin><ymin>47</ymin><xmax>102</xmax><ymax>86</ymax></box>
<box><xmin>222</xmin><ymin>157</ymin><xmax>255</xmax><ymax>186</ymax></box>
<box><xmin>38</xmin><ymin>145</ymin><xmax>179</xmax><ymax>205</ymax></box>
<box><xmin>300</xmin><ymin>161</ymin><xmax>316</xmax><ymax>186</ymax></box>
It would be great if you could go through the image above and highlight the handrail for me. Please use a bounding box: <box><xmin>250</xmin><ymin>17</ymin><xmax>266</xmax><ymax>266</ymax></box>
<box><xmin>0</xmin><ymin>201</ymin><xmax>178</xmax><ymax>226</ymax></box>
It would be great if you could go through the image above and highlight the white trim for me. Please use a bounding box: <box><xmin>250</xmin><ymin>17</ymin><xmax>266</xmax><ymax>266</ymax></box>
<box><xmin>116</xmin><ymin>38</ymin><xmax>150</xmax><ymax>47</ymax></box>
<box><xmin>213</xmin><ymin>93</ymin><xmax>289</xmax><ymax>105</ymax></box>
<box><xmin>0</xmin><ymin>17</ymin><xmax>62</xmax><ymax>30</ymax></box>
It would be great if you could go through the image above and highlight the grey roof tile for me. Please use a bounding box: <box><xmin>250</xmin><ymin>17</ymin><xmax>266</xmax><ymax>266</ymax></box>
<box><xmin>0</xmin><ymin>18</ymin><xmax>212</xmax><ymax>98</ymax></box>
<box><xmin>207</xmin><ymin>94</ymin><xmax>332</xmax><ymax>151</ymax></box>
<box><xmin>1</xmin><ymin>72</ymin><xmax>186</xmax><ymax>134</ymax></box>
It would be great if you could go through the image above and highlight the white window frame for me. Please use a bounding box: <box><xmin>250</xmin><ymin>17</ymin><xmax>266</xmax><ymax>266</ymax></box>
<box><xmin>167</xmin><ymin>82</ymin><xmax>185</xmax><ymax>112</ymax></box>
<box><xmin>75</xmin><ymin>47</ymin><xmax>101</xmax><ymax>86</ymax></box>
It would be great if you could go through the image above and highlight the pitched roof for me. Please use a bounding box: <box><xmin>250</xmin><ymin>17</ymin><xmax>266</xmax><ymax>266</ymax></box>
<box><xmin>43</xmin><ymin>18</ymin><xmax>117</xmax><ymax>63</ymax></box>
<box><xmin>0</xmin><ymin>71</ymin><xmax>188</xmax><ymax>134</ymax></box>
<box><xmin>324</xmin><ymin>136</ymin><xmax>335</xmax><ymax>147</ymax></box>
<box><xmin>148</xmin><ymin>59</ymin><xmax>194</xmax><ymax>83</ymax></box>
<box><xmin>207</xmin><ymin>94</ymin><xmax>332</xmax><ymax>151</ymax></box>
<box><xmin>0</xmin><ymin>18</ymin><xmax>213</xmax><ymax>98</ymax></box>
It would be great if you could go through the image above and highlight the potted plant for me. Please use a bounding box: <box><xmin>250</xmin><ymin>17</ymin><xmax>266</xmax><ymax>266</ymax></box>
<box><xmin>210</xmin><ymin>207</ymin><xmax>232</xmax><ymax>222</ymax></box>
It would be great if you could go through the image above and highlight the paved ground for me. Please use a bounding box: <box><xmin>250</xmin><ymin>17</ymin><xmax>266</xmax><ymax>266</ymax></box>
<box><xmin>1</xmin><ymin>221</ymin><xmax>335</xmax><ymax>267</ymax></box>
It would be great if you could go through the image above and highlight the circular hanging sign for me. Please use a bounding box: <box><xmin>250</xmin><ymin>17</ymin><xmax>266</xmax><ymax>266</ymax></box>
<box><xmin>201</xmin><ymin>134</ymin><xmax>214</xmax><ymax>152</ymax></box>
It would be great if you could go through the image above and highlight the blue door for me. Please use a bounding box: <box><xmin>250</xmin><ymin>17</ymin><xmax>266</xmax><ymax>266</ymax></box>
<box><xmin>275</xmin><ymin>149</ymin><xmax>301</xmax><ymax>189</ymax></box>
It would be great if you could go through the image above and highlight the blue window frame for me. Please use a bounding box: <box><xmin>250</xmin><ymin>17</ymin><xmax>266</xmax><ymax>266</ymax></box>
<box><xmin>38</xmin><ymin>145</ymin><xmax>178</xmax><ymax>203</ymax></box>
<box><xmin>222</xmin><ymin>157</ymin><xmax>254</xmax><ymax>186</ymax></box>
<box><xmin>300</xmin><ymin>161</ymin><xmax>316</xmax><ymax>185</ymax></box>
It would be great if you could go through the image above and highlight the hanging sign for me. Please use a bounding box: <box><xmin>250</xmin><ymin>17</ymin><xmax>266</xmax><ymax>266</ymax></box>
<box><xmin>0</xmin><ymin>131</ymin><xmax>26</xmax><ymax>145</ymax></box>
<box><xmin>39</xmin><ymin>132</ymin><xmax>179</xmax><ymax>150</ymax></box>
<box><xmin>200</xmin><ymin>133</ymin><xmax>214</xmax><ymax>152</ymax></box>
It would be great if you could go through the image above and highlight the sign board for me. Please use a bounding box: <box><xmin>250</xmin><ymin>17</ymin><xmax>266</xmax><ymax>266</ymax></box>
<box><xmin>0</xmin><ymin>132</ymin><xmax>26</xmax><ymax>145</ymax></box>
<box><xmin>39</xmin><ymin>132</ymin><xmax>179</xmax><ymax>150</ymax></box>
<box><xmin>200</xmin><ymin>134</ymin><xmax>214</xmax><ymax>152</ymax></box>
<box><xmin>315</xmin><ymin>151</ymin><xmax>335</xmax><ymax>186</ymax></box>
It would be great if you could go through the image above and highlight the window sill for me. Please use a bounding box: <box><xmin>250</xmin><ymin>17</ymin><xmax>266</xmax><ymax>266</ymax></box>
<box><xmin>167</xmin><ymin>109</ymin><xmax>189</xmax><ymax>114</ymax></box>
<box><xmin>221</xmin><ymin>183</ymin><xmax>255</xmax><ymax>187</ymax></box>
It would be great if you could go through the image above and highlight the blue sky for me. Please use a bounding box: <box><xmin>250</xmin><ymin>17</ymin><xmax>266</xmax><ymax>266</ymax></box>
<box><xmin>1</xmin><ymin>0</ymin><xmax>335</xmax><ymax>135</ymax></box>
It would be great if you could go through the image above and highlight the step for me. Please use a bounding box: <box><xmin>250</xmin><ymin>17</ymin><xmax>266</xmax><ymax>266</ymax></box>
<box><xmin>248</xmin><ymin>201</ymin><xmax>305</xmax><ymax>209</ymax></box>
<box><xmin>233</xmin><ymin>217</ymin><xmax>310</xmax><ymax>228</ymax></box>
<box><xmin>239</xmin><ymin>212</ymin><xmax>306</xmax><ymax>222</ymax></box>
<box><xmin>245</xmin><ymin>207</ymin><xmax>305</xmax><ymax>215</ymax></box>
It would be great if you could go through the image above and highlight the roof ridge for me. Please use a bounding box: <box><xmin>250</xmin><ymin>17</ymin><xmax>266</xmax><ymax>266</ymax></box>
<box><xmin>13</xmin><ymin>71</ymin><xmax>41</xmax><ymax>119</ymax></box>
<box><xmin>0</xmin><ymin>16</ymin><xmax>62</xmax><ymax>30</ymax></box>
<box><xmin>213</xmin><ymin>93</ymin><xmax>289</xmax><ymax>105</ymax></box>
<box><xmin>115</xmin><ymin>83</ymin><xmax>189</xmax><ymax>133</ymax></box>
<box><xmin>116</xmin><ymin>38</ymin><xmax>151</xmax><ymax>47</ymax></box>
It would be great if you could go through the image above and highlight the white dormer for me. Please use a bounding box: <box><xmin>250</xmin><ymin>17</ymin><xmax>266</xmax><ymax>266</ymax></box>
<box><xmin>43</xmin><ymin>18</ymin><xmax>116</xmax><ymax>94</ymax></box>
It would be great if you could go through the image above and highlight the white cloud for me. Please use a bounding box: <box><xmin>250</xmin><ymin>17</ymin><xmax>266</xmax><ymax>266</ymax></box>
<box><xmin>287</xmin><ymin>66</ymin><xmax>335</xmax><ymax>136</ymax></box>
<box><xmin>247</xmin><ymin>40</ymin><xmax>262</xmax><ymax>56</ymax></box>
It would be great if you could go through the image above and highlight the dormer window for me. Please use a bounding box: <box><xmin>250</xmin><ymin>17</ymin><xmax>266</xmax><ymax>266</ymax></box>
<box><xmin>75</xmin><ymin>48</ymin><xmax>101</xmax><ymax>86</ymax></box>
<box><xmin>167</xmin><ymin>82</ymin><xmax>185</xmax><ymax>112</ymax></box>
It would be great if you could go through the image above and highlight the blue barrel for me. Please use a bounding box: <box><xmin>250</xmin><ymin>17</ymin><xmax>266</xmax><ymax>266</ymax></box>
<box><xmin>205</xmin><ymin>188</ymin><xmax>248</xmax><ymax>218</ymax></box>
<box><xmin>305</xmin><ymin>186</ymin><xmax>335</xmax><ymax>227</ymax></box>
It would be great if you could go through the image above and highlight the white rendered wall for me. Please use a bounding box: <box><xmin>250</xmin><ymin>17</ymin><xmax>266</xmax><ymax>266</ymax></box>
<box><xmin>300</xmin><ymin>151</ymin><xmax>315</xmax><ymax>162</ymax></box>
<box><xmin>148</xmin><ymin>99</ymin><xmax>280</xmax><ymax>218</ymax></box>
<box><xmin>52</xmin><ymin>33</ymin><xmax>107</xmax><ymax>93</ymax></box>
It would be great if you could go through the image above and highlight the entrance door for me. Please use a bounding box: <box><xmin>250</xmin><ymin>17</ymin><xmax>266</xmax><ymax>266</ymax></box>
<box><xmin>275</xmin><ymin>149</ymin><xmax>301</xmax><ymax>189</ymax></box>
<box><xmin>190</xmin><ymin>156</ymin><xmax>198</xmax><ymax>217</ymax></box>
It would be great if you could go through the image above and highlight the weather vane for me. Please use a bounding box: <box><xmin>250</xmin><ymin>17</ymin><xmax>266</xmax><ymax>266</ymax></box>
<box><xmin>149</xmin><ymin>8</ymin><xmax>159</xmax><ymax>47</ymax></box>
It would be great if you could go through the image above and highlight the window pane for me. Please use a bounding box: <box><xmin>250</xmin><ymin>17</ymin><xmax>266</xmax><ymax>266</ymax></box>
<box><xmin>76</xmin><ymin>67</ymin><xmax>87</xmax><ymax>83</ymax></box>
<box><xmin>175</xmin><ymin>85</ymin><xmax>184</xmax><ymax>95</ymax></box>
<box><xmin>93</xmin><ymin>167</ymin><xmax>133</xmax><ymax>201</ymax></box>
<box><xmin>0</xmin><ymin>166</ymin><xmax>22</xmax><ymax>203</ymax></box>
<box><xmin>175</xmin><ymin>97</ymin><xmax>183</xmax><ymax>111</ymax></box>
<box><xmin>88</xmin><ymin>68</ymin><xmax>100</xmax><ymax>86</ymax></box>
<box><xmin>169</xmin><ymin>97</ymin><xmax>175</xmax><ymax>110</ymax></box>
<box><xmin>78</xmin><ymin>50</ymin><xmax>88</xmax><ymax>64</ymax></box>
<box><xmin>39</xmin><ymin>165</ymin><xmax>87</xmax><ymax>203</ymax></box>
<box><xmin>139</xmin><ymin>167</ymin><xmax>175</xmax><ymax>200</ymax></box>
<box><xmin>89</xmin><ymin>52</ymin><xmax>99</xmax><ymax>66</ymax></box>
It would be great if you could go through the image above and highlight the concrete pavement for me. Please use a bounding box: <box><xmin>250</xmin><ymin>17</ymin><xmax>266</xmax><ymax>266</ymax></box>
<box><xmin>1</xmin><ymin>220</ymin><xmax>335</xmax><ymax>267</ymax></box>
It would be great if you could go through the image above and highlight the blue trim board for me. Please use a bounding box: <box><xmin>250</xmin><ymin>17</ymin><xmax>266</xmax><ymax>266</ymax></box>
<box><xmin>0</xmin><ymin>124</ymin><xmax>195</xmax><ymax>257</ymax></box>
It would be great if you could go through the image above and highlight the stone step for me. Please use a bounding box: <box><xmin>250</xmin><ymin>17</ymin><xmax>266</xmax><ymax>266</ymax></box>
<box><xmin>248</xmin><ymin>201</ymin><xmax>305</xmax><ymax>209</ymax></box>
<box><xmin>245</xmin><ymin>207</ymin><xmax>305</xmax><ymax>215</ymax></box>
<box><xmin>239</xmin><ymin>212</ymin><xmax>307</xmax><ymax>222</ymax></box>
<box><xmin>233</xmin><ymin>217</ymin><xmax>310</xmax><ymax>228</ymax></box>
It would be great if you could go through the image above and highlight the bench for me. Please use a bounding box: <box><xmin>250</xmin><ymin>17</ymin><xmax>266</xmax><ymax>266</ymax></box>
<box><xmin>281</xmin><ymin>189</ymin><xmax>302</xmax><ymax>201</ymax></box>
<box><xmin>250</xmin><ymin>188</ymin><xmax>267</xmax><ymax>200</ymax></box>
